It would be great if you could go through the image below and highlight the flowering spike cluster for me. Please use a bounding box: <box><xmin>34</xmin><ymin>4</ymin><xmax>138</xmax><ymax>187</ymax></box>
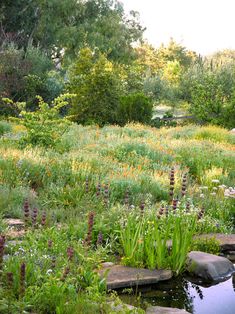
<box><xmin>67</xmin><ymin>247</ymin><xmax>74</xmax><ymax>261</ymax></box>
<box><xmin>172</xmin><ymin>198</ymin><xmax>178</xmax><ymax>213</ymax></box>
<box><xmin>165</xmin><ymin>206</ymin><xmax>169</xmax><ymax>217</ymax></box>
<box><xmin>96</xmin><ymin>181</ymin><xmax>101</xmax><ymax>197</ymax></box>
<box><xmin>23</xmin><ymin>199</ymin><xmax>30</xmax><ymax>225</ymax></box>
<box><xmin>0</xmin><ymin>235</ymin><xmax>6</xmax><ymax>270</ymax></box>
<box><xmin>186</xmin><ymin>201</ymin><xmax>190</xmax><ymax>213</ymax></box>
<box><xmin>19</xmin><ymin>262</ymin><xmax>26</xmax><ymax>297</ymax></box>
<box><xmin>198</xmin><ymin>207</ymin><xmax>205</xmax><ymax>220</ymax></box>
<box><xmin>85</xmin><ymin>211</ymin><xmax>95</xmax><ymax>246</ymax></box>
<box><xmin>61</xmin><ymin>266</ymin><xmax>70</xmax><ymax>281</ymax></box>
<box><xmin>140</xmin><ymin>200</ymin><xmax>145</xmax><ymax>216</ymax></box>
<box><xmin>181</xmin><ymin>173</ymin><xmax>187</xmax><ymax>197</ymax></box>
<box><xmin>96</xmin><ymin>231</ymin><xmax>103</xmax><ymax>246</ymax></box>
<box><xmin>6</xmin><ymin>272</ymin><xmax>14</xmax><ymax>289</ymax></box>
<box><xmin>51</xmin><ymin>256</ymin><xmax>56</xmax><ymax>269</ymax></box>
<box><xmin>41</xmin><ymin>211</ymin><xmax>47</xmax><ymax>226</ymax></box>
<box><xmin>103</xmin><ymin>183</ymin><xmax>109</xmax><ymax>207</ymax></box>
<box><xmin>48</xmin><ymin>240</ymin><xmax>53</xmax><ymax>249</ymax></box>
<box><xmin>157</xmin><ymin>205</ymin><xmax>164</xmax><ymax>219</ymax></box>
<box><xmin>124</xmin><ymin>189</ymin><xmax>129</xmax><ymax>207</ymax></box>
<box><xmin>32</xmin><ymin>207</ymin><xmax>38</xmax><ymax>226</ymax></box>
<box><xmin>85</xmin><ymin>177</ymin><xmax>89</xmax><ymax>193</ymax></box>
<box><xmin>169</xmin><ymin>167</ymin><xmax>175</xmax><ymax>201</ymax></box>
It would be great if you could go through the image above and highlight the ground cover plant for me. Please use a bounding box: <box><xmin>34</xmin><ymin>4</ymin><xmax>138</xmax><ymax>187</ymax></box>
<box><xmin>0</xmin><ymin>120</ymin><xmax>234</xmax><ymax>313</ymax></box>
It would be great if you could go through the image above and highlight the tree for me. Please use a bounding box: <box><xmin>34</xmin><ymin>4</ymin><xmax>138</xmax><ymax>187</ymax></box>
<box><xmin>67</xmin><ymin>47</ymin><xmax>123</xmax><ymax>126</ymax></box>
<box><xmin>0</xmin><ymin>0</ymin><xmax>144</xmax><ymax>64</ymax></box>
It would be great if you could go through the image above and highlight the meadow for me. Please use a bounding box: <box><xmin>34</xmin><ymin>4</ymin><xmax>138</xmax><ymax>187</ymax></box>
<box><xmin>0</xmin><ymin>121</ymin><xmax>234</xmax><ymax>313</ymax></box>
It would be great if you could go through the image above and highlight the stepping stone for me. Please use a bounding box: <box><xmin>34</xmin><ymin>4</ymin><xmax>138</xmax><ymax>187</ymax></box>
<box><xmin>99</xmin><ymin>265</ymin><xmax>172</xmax><ymax>290</ymax></box>
<box><xmin>194</xmin><ymin>233</ymin><xmax>235</xmax><ymax>252</ymax></box>
<box><xmin>146</xmin><ymin>306</ymin><xmax>190</xmax><ymax>314</ymax></box>
<box><xmin>4</xmin><ymin>219</ymin><xmax>24</xmax><ymax>230</ymax></box>
<box><xmin>186</xmin><ymin>251</ymin><xmax>235</xmax><ymax>282</ymax></box>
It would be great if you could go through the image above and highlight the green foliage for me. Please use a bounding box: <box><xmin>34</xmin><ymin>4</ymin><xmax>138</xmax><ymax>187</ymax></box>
<box><xmin>120</xmin><ymin>209</ymin><xmax>197</xmax><ymax>275</ymax></box>
<box><xmin>117</xmin><ymin>93</ymin><xmax>153</xmax><ymax>125</ymax></box>
<box><xmin>0</xmin><ymin>121</ymin><xmax>12</xmax><ymax>136</ymax></box>
<box><xmin>191</xmin><ymin>237</ymin><xmax>221</xmax><ymax>255</ymax></box>
<box><xmin>13</xmin><ymin>94</ymin><xmax>74</xmax><ymax>147</ymax></box>
<box><xmin>68</xmin><ymin>48</ymin><xmax>123</xmax><ymax>126</ymax></box>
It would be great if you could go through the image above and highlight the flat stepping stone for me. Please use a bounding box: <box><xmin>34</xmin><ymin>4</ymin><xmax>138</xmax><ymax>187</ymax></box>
<box><xmin>4</xmin><ymin>219</ymin><xmax>24</xmax><ymax>230</ymax></box>
<box><xmin>146</xmin><ymin>306</ymin><xmax>190</xmax><ymax>314</ymax></box>
<box><xmin>187</xmin><ymin>251</ymin><xmax>235</xmax><ymax>282</ymax></box>
<box><xmin>99</xmin><ymin>265</ymin><xmax>172</xmax><ymax>290</ymax></box>
<box><xmin>194</xmin><ymin>234</ymin><xmax>235</xmax><ymax>252</ymax></box>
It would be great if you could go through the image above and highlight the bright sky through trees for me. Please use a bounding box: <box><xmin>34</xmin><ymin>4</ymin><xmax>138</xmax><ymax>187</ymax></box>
<box><xmin>122</xmin><ymin>0</ymin><xmax>235</xmax><ymax>55</ymax></box>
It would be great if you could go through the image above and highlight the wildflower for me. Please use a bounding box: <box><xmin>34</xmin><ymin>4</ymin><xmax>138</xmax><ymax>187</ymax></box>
<box><xmin>41</xmin><ymin>211</ymin><xmax>47</xmax><ymax>226</ymax></box>
<box><xmin>140</xmin><ymin>200</ymin><xmax>145</xmax><ymax>216</ymax></box>
<box><xmin>46</xmin><ymin>269</ymin><xmax>53</xmax><ymax>275</ymax></box>
<box><xmin>211</xmin><ymin>179</ymin><xmax>220</xmax><ymax>183</ymax></box>
<box><xmin>96</xmin><ymin>231</ymin><xmax>103</xmax><ymax>246</ymax></box>
<box><xmin>130</xmin><ymin>205</ymin><xmax>135</xmax><ymax>209</ymax></box>
<box><xmin>181</xmin><ymin>173</ymin><xmax>187</xmax><ymax>197</ymax></box>
<box><xmin>0</xmin><ymin>235</ymin><xmax>6</xmax><ymax>270</ymax></box>
<box><xmin>85</xmin><ymin>211</ymin><xmax>95</xmax><ymax>246</ymax></box>
<box><xmin>48</xmin><ymin>240</ymin><xmax>53</xmax><ymax>249</ymax></box>
<box><xmin>61</xmin><ymin>266</ymin><xmax>70</xmax><ymax>281</ymax></box>
<box><xmin>103</xmin><ymin>183</ymin><xmax>109</xmax><ymax>207</ymax></box>
<box><xmin>210</xmin><ymin>192</ymin><xmax>216</xmax><ymax>196</ymax></box>
<box><xmin>212</xmin><ymin>187</ymin><xmax>218</xmax><ymax>191</ymax></box>
<box><xmin>6</xmin><ymin>272</ymin><xmax>14</xmax><ymax>289</ymax></box>
<box><xmin>67</xmin><ymin>247</ymin><xmax>74</xmax><ymax>261</ymax></box>
<box><xmin>32</xmin><ymin>207</ymin><xmax>38</xmax><ymax>226</ymax></box>
<box><xmin>23</xmin><ymin>199</ymin><xmax>30</xmax><ymax>225</ymax></box>
<box><xmin>51</xmin><ymin>256</ymin><xmax>56</xmax><ymax>269</ymax></box>
<box><xmin>169</xmin><ymin>167</ymin><xmax>175</xmax><ymax>200</ymax></box>
<box><xmin>199</xmin><ymin>194</ymin><xmax>204</xmax><ymax>198</ymax></box>
<box><xmin>96</xmin><ymin>180</ymin><xmax>101</xmax><ymax>197</ymax></box>
<box><xmin>19</xmin><ymin>262</ymin><xmax>26</xmax><ymax>297</ymax></box>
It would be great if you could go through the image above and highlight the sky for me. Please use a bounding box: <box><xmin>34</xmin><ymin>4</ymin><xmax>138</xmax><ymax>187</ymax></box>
<box><xmin>122</xmin><ymin>0</ymin><xmax>235</xmax><ymax>55</ymax></box>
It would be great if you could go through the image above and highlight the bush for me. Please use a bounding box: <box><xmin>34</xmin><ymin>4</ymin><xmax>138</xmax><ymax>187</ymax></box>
<box><xmin>117</xmin><ymin>93</ymin><xmax>153</xmax><ymax>125</ymax></box>
<box><xmin>13</xmin><ymin>94</ymin><xmax>74</xmax><ymax>148</ymax></box>
<box><xmin>0</xmin><ymin>121</ymin><xmax>12</xmax><ymax>136</ymax></box>
<box><xmin>68</xmin><ymin>48</ymin><xmax>123</xmax><ymax>126</ymax></box>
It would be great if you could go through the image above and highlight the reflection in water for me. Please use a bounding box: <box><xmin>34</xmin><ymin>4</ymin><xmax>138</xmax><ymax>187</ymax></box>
<box><xmin>119</xmin><ymin>273</ymin><xmax>235</xmax><ymax>314</ymax></box>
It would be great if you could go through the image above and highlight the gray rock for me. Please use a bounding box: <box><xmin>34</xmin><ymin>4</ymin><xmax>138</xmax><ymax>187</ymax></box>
<box><xmin>187</xmin><ymin>251</ymin><xmax>235</xmax><ymax>282</ymax></box>
<box><xmin>99</xmin><ymin>265</ymin><xmax>172</xmax><ymax>290</ymax></box>
<box><xmin>146</xmin><ymin>306</ymin><xmax>190</xmax><ymax>314</ymax></box>
<box><xmin>101</xmin><ymin>262</ymin><xmax>115</xmax><ymax>268</ymax></box>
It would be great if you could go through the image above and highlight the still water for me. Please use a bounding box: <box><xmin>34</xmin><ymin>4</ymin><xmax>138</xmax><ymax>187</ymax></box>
<box><xmin>119</xmin><ymin>274</ymin><xmax>235</xmax><ymax>314</ymax></box>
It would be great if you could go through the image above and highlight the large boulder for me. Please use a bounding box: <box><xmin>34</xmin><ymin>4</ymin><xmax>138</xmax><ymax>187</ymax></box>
<box><xmin>186</xmin><ymin>251</ymin><xmax>235</xmax><ymax>282</ymax></box>
<box><xmin>146</xmin><ymin>306</ymin><xmax>190</xmax><ymax>314</ymax></box>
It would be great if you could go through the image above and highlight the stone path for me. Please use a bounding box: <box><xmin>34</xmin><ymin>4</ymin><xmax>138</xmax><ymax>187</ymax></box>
<box><xmin>99</xmin><ymin>264</ymin><xmax>172</xmax><ymax>290</ymax></box>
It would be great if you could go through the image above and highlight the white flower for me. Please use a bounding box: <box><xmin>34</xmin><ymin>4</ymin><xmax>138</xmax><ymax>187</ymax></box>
<box><xmin>46</xmin><ymin>269</ymin><xmax>53</xmax><ymax>275</ymax></box>
<box><xmin>210</xmin><ymin>192</ymin><xmax>216</xmax><ymax>196</ymax></box>
<box><xmin>199</xmin><ymin>194</ymin><xmax>204</xmax><ymax>198</ymax></box>
<box><xmin>211</xmin><ymin>179</ymin><xmax>220</xmax><ymax>183</ymax></box>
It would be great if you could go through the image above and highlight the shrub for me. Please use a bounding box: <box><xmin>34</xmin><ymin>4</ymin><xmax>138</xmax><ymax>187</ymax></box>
<box><xmin>117</xmin><ymin>93</ymin><xmax>153</xmax><ymax>125</ymax></box>
<box><xmin>13</xmin><ymin>94</ymin><xmax>74</xmax><ymax>148</ymax></box>
<box><xmin>68</xmin><ymin>48</ymin><xmax>123</xmax><ymax>126</ymax></box>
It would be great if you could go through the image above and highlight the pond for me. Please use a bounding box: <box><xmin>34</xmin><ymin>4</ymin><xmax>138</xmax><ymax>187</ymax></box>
<box><xmin>119</xmin><ymin>273</ymin><xmax>235</xmax><ymax>314</ymax></box>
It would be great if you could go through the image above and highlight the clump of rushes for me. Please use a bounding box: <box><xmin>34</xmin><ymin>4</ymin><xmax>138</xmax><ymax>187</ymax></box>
<box><xmin>96</xmin><ymin>180</ymin><xmax>101</xmax><ymax>197</ymax></box>
<box><xmin>19</xmin><ymin>262</ymin><xmax>26</xmax><ymax>297</ymax></box>
<box><xmin>85</xmin><ymin>211</ymin><xmax>95</xmax><ymax>246</ymax></box>
<box><xmin>103</xmin><ymin>183</ymin><xmax>109</xmax><ymax>207</ymax></box>
<box><xmin>85</xmin><ymin>176</ymin><xmax>89</xmax><ymax>193</ymax></box>
<box><xmin>181</xmin><ymin>173</ymin><xmax>187</xmax><ymax>198</ymax></box>
<box><xmin>61</xmin><ymin>266</ymin><xmax>70</xmax><ymax>281</ymax></box>
<box><xmin>124</xmin><ymin>189</ymin><xmax>129</xmax><ymax>207</ymax></box>
<box><xmin>140</xmin><ymin>200</ymin><xmax>145</xmax><ymax>216</ymax></box>
<box><xmin>31</xmin><ymin>207</ymin><xmax>38</xmax><ymax>226</ymax></box>
<box><xmin>169</xmin><ymin>167</ymin><xmax>175</xmax><ymax>201</ymax></box>
<box><xmin>23</xmin><ymin>199</ymin><xmax>30</xmax><ymax>226</ymax></box>
<box><xmin>67</xmin><ymin>247</ymin><xmax>74</xmax><ymax>261</ymax></box>
<box><xmin>96</xmin><ymin>231</ymin><xmax>103</xmax><ymax>246</ymax></box>
<box><xmin>41</xmin><ymin>211</ymin><xmax>47</xmax><ymax>226</ymax></box>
